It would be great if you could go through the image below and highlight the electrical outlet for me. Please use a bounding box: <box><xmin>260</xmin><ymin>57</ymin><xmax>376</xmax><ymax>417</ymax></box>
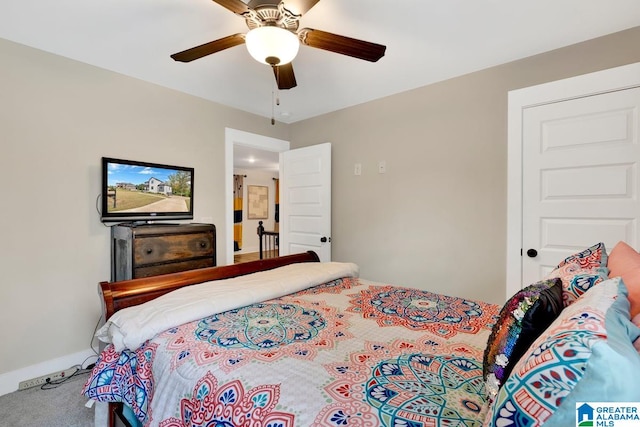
<box><xmin>18</xmin><ymin>367</ymin><xmax>78</xmax><ymax>390</ymax></box>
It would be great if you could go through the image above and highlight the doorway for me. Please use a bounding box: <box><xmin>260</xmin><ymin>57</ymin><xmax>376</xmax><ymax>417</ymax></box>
<box><xmin>224</xmin><ymin>128</ymin><xmax>290</xmax><ymax>265</ymax></box>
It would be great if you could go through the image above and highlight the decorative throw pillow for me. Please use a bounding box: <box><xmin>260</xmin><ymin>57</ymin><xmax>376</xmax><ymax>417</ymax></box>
<box><xmin>482</xmin><ymin>277</ymin><xmax>563</xmax><ymax>401</ymax></box>
<box><xmin>607</xmin><ymin>241</ymin><xmax>640</xmax><ymax>318</ymax></box>
<box><xmin>485</xmin><ymin>277</ymin><xmax>640</xmax><ymax>427</ymax></box>
<box><xmin>545</xmin><ymin>262</ymin><xmax>609</xmax><ymax>307</ymax></box>
<box><xmin>556</xmin><ymin>242</ymin><xmax>607</xmax><ymax>270</ymax></box>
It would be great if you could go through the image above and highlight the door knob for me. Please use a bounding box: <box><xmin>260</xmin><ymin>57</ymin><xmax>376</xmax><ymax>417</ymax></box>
<box><xmin>526</xmin><ymin>248</ymin><xmax>538</xmax><ymax>258</ymax></box>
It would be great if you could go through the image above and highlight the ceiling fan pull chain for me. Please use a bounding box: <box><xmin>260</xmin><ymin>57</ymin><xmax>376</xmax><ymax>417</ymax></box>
<box><xmin>271</xmin><ymin>84</ymin><xmax>276</xmax><ymax>125</ymax></box>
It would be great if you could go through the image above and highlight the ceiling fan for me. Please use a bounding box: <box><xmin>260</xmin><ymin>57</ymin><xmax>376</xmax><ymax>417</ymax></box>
<box><xmin>170</xmin><ymin>0</ymin><xmax>386</xmax><ymax>90</ymax></box>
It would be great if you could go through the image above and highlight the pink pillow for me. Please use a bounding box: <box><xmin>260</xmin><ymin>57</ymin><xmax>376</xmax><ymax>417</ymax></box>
<box><xmin>608</xmin><ymin>241</ymin><xmax>640</xmax><ymax>318</ymax></box>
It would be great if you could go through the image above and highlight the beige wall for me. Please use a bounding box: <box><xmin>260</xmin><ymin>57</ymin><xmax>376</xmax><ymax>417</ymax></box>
<box><xmin>2</xmin><ymin>26</ymin><xmax>640</xmax><ymax>386</ymax></box>
<box><xmin>289</xmin><ymin>26</ymin><xmax>640</xmax><ymax>305</ymax></box>
<box><xmin>0</xmin><ymin>38</ymin><xmax>288</xmax><ymax>377</ymax></box>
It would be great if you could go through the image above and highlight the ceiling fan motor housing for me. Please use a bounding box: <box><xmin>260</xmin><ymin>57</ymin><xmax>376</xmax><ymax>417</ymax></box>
<box><xmin>244</xmin><ymin>1</ymin><xmax>300</xmax><ymax>31</ymax></box>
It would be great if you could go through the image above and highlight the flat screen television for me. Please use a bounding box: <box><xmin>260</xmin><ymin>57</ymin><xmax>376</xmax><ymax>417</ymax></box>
<box><xmin>101</xmin><ymin>157</ymin><xmax>194</xmax><ymax>223</ymax></box>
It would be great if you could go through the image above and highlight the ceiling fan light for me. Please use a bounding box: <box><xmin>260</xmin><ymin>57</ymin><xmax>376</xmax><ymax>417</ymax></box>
<box><xmin>245</xmin><ymin>26</ymin><xmax>300</xmax><ymax>66</ymax></box>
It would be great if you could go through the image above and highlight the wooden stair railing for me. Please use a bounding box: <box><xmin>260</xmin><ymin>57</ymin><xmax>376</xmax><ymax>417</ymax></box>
<box><xmin>257</xmin><ymin>221</ymin><xmax>279</xmax><ymax>259</ymax></box>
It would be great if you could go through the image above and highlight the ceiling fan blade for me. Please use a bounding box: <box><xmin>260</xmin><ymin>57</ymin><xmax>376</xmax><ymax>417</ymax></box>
<box><xmin>273</xmin><ymin>63</ymin><xmax>297</xmax><ymax>90</ymax></box>
<box><xmin>281</xmin><ymin>0</ymin><xmax>320</xmax><ymax>16</ymax></box>
<box><xmin>211</xmin><ymin>0</ymin><xmax>250</xmax><ymax>15</ymax></box>
<box><xmin>298</xmin><ymin>28</ymin><xmax>386</xmax><ymax>62</ymax></box>
<box><xmin>171</xmin><ymin>34</ymin><xmax>245</xmax><ymax>62</ymax></box>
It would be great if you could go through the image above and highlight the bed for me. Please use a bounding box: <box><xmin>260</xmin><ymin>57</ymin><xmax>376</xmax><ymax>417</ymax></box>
<box><xmin>84</xmin><ymin>243</ymin><xmax>640</xmax><ymax>427</ymax></box>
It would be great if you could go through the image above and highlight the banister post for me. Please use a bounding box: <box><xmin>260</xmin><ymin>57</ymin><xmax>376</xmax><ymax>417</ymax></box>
<box><xmin>257</xmin><ymin>221</ymin><xmax>264</xmax><ymax>259</ymax></box>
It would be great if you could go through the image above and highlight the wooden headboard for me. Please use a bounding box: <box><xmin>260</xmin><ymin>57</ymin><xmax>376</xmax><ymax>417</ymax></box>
<box><xmin>99</xmin><ymin>251</ymin><xmax>321</xmax><ymax>320</ymax></box>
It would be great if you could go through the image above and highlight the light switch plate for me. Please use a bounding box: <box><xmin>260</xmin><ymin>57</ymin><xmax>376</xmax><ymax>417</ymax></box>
<box><xmin>378</xmin><ymin>161</ymin><xmax>386</xmax><ymax>174</ymax></box>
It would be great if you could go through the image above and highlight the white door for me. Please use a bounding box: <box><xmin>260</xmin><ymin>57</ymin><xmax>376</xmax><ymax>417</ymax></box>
<box><xmin>522</xmin><ymin>87</ymin><xmax>640</xmax><ymax>285</ymax></box>
<box><xmin>507</xmin><ymin>62</ymin><xmax>640</xmax><ymax>298</ymax></box>
<box><xmin>279</xmin><ymin>143</ymin><xmax>331</xmax><ymax>262</ymax></box>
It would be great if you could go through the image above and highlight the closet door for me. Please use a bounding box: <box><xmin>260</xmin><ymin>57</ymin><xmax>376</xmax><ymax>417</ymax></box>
<box><xmin>522</xmin><ymin>88</ymin><xmax>640</xmax><ymax>285</ymax></box>
<box><xmin>506</xmin><ymin>62</ymin><xmax>640</xmax><ymax>298</ymax></box>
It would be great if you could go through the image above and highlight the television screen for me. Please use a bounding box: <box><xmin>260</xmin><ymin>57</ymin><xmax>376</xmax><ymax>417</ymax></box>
<box><xmin>101</xmin><ymin>157</ymin><xmax>194</xmax><ymax>223</ymax></box>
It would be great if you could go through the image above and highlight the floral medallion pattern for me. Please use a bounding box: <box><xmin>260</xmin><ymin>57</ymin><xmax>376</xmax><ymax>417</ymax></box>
<box><xmin>159</xmin><ymin>372</ymin><xmax>294</xmax><ymax>427</ymax></box>
<box><xmin>316</xmin><ymin>337</ymin><xmax>487</xmax><ymax>426</ymax></box>
<box><xmin>162</xmin><ymin>299</ymin><xmax>352</xmax><ymax>372</ymax></box>
<box><xmin>366</xmin><ymin>354</ymin><xmax>485</xmax><ymax>426</ymax></box>
<box><xmin>195</xmin><ymin>302</ymin><xmax>327</xmax><ymax>350</ymax></box>
<box><xmin>347</xmin><ymin>285</ymin><xmax>498</xmax><ymax>337</ymax></box>
<box><xmin>295</xmin><ymin>277</ymin><xmax>357</xmax><ymax>296</ymax></box>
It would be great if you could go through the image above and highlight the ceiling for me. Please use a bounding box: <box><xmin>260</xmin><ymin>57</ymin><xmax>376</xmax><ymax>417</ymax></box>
<box><xmin>1</xmin><ymin>1</ymin><xmax>639</xmax><ymax>128</ymax></box>
<box><xmin>234</xmin><ymin>143</ymin><xmax>280</xmax><ymax>171</ymax></box>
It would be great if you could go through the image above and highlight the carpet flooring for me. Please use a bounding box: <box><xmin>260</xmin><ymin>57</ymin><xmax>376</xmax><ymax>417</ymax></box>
<box><xmin>0</xmin><ymin>370</ymin><xmax>94</xmax><ymax>427</ymax></box>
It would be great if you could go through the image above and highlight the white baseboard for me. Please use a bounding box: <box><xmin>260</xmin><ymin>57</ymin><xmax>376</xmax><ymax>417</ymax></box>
<box><xmin>0</xmin><ymin>348</ymin><xmax>98</xmax><ymax>396</ymax></box>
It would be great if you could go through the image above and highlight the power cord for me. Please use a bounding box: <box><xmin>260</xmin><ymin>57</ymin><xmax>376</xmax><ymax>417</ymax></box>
<box><xmin>39</xmin><ymin>315</ymin><xmax>102</xmax><ymax>390</ymax></box>
<box><xmin>40</xmin><ymin>365</ymin><xmax>92</xmax><ymax>390</ymax></box>
<box><xmin>88</xmin><ymin>314</ymin><xmax>102</xmax><ymax>358</ymax></box>
<box><xmin>96</xmin><ymin>193</ymin><xmax>117</xmax><ymax>227</ymax></box>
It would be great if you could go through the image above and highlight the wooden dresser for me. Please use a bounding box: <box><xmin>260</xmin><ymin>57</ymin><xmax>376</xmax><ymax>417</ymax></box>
<box><xmin>111</xmin><ymin>223</ymin><xmax>216</xmax><ymax>281</ymax></box>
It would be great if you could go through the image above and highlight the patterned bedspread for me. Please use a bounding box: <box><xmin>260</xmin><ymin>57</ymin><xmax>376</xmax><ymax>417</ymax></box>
<box><xmin>83</xmin><ymin>277</ymin><xmax>499</xmax><ymax>427</ymax></box>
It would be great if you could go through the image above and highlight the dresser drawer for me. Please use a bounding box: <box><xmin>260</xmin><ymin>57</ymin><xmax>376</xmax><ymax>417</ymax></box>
<box><xmin>134</xmin><ymin>258</ymin><xmax>215</xmax><ymax>278</ymax></box>
<box><xmin>134</xmin><ymin>232</ymin><xmax>214</xmax><ymax>265</ymax></box>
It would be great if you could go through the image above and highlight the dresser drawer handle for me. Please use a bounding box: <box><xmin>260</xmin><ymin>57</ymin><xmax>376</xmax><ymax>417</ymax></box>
<box><xmin>199</xmin><ymin>241</ymin><xmax>207</xmax><ymax>248</ymax></box>
<box><xmin>146</xmin><ymin>248</ymin><xmax>153</xmax><ymax>254</ymax></box>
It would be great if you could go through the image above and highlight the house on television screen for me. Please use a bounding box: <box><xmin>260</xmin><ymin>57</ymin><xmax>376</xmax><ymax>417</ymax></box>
<box><xmin>145</xmin><ymin>177</ymin><xmax>172</xmax><ymax>196</ymax></box>
<box><xmin>116</xmin><ymin>182</ymin><xmax>136</xmax><ymax>191</ymax></box>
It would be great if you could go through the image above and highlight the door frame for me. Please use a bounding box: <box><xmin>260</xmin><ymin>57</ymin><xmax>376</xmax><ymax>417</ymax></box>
<box><xmin>506</xmin><ymin>62</ymin><xmax>640</xmax><ymax>299</ymax></box>
<box><xmin>225</xmin><ymin>128</ymin><xmax>290</xmax><ymax>265</ymax></box>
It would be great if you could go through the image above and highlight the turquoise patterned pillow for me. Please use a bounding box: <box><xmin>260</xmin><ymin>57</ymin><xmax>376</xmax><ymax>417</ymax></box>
<box><xmin>485</xmin><ymin>277</ymin><xmax>640</xmax><ymax>427</ymax></box>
